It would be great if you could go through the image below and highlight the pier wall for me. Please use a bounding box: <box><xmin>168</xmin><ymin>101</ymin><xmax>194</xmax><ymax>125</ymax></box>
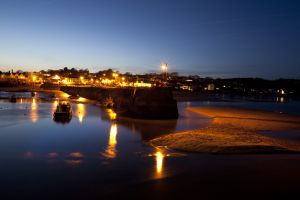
<box><xmin>60</xmin><ymin>86</ymin><xmax>178</xmax><ymax>119</ymax></box>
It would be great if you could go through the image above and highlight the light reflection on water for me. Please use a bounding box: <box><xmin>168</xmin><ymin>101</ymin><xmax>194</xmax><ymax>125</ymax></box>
<box><xmin>76</xmin><ymin>103</ymin><xmax>86</xmax><ymax>123</ymax></box>
<box><xmin>30</xmin><ymin>98</ymin><xmax>38</xmax><ymax>123</ymax></box>
<box><xmin>1</xmin><ymin>95</ymin><xmax>300</xmax><ymax>197</ymax></box>
<box><xmin>102</xmin><ymin>123</ymin><xmax>118</xmax><ymax>159</ymax></box>
<box><xmin>51</xmin><ymin>99</ymin><xmax>59</xmax><ymax>113</ymax></box>
<box><xmin>0</xmin><ymin>96</ymin><xmax>213</xmax><ymax>196</ymax></box>
<box><xmin>106</xmin><ymin>108</ymin><xmax>117</xmax><ymax>120</ymax></box>
<box><xmin>155</xmin><ymin>150</ymin><xmax>164</xmax><ymax>178</ymax></box>
<box><xmin>66</xmin><ymin>152</ymin><xmax>84</xmax><ymax>165</ymax></box>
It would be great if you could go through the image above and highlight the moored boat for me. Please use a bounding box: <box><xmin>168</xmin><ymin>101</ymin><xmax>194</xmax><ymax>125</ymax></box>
<box><xmin>53</xmin><ymin>101</ymin><xmax>72</xmax><ymax>121</ymax></box>
<box><xmin>10</xmin><ymin>95</ymin><xmax>17</xmax><ymax>103</ymax></box>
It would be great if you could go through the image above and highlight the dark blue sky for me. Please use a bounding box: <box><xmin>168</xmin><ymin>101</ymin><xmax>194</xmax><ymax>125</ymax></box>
<box><xmin>0</xmin><ymin>0</ymin><xmax>299</xmax><ymax>78</ymax></box>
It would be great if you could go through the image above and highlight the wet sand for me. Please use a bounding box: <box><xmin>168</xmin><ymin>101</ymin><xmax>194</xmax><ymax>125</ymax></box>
<box><xmin>151</xmin><ymin>106</ymin><xmax>300</xmax><ymax>154</ymax></box>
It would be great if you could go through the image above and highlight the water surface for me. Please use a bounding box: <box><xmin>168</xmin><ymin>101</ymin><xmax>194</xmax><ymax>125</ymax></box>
<box><xmin>1</xmin><ymin>93</ymin><xmax>300</xmax><ymax>199</ymax></box>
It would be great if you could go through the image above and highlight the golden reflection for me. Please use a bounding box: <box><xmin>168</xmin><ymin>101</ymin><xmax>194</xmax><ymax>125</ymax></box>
<box><xmin>65</xmin><ymin>160</ymin><xmax>82</xmax><ymax>165</ymax></box>
<box><xmin>276</xmin><ymin>97</ymin><xmax>284</xmax><ymax>103</ymax></box>
<box><xmin>155</xmin><ymin>150</ymin><xmax>164</xmax><ymax>178</ymax></box>
<box><xmin>48</xmin><ymin>152</ymin><xmax>58</xmax><ymax>158</ymax></box>
<box><xmin>24</xmin><ymin>151</ymin><xmax>34</xmax><ymax>159</ymax></box>
<box><xmin>51</xmin><ymin>99</ymin><xmax>59</xmax><ymax>113</ymax></box>
<box><xmin>69</xmin><ymin>152</ymin><xmax>84</xmax><ymax>158</ymax></box>
<box><xmin>30</xmin><ymin>98</ymin><xmax>39</xmax><ymax>123</ymax></box>
<box><xmin>102</xmin><ymin>123</ymin><xmax>118</xmax><ymax>159</ymax></box>
<box><xmin>77</xmin><ymin>97</ymin><xmax>88</xmax><ymax>102</ymax></box>
<box><xmin>65</xmin><ymin>152</ymin><xmax>84</xmax><ymax>165</ymax></box>
<box><xmin>77</xmin><ymin>103</ymin><xmax>86</xmax><ymax>123</ymax></box>
<box><xmin>61</xmin><ymin>92</ymin><xmax>70</xmax><ymax>99</ymax></box>
<box><xmin>107</xmin><ymin>109</ymin><xmax>117</xmax><ymax>120</ymax></box>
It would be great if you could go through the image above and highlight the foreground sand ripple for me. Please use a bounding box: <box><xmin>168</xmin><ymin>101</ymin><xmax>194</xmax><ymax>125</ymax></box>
<box><xmin>151</xmin><ymin>106</ymin><xmax>300</xmax><ymax>154</ymax></box>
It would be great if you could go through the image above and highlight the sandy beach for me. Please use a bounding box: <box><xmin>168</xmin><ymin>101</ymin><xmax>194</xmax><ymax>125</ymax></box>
<box><xmin>151</xmin><ymin>106</ymin><xmax>300</xmax><ymax>154</ymax></box>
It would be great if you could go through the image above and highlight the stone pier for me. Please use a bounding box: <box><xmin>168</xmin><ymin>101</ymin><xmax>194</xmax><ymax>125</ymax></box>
<box><xmin>61</xmin><ymin>86</ymin><xmax>178</xmax><ymax>119</ymax></box>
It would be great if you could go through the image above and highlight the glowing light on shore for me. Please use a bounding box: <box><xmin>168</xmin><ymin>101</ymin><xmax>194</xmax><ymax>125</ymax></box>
<box><xmin>52</xmin><ymin>75</ymin><xmax>60</xmax><ymax>80</ymax></box>
<box><xmin>32</xmin><ymin>75</ymin><xmax>37</xmax><ymax>82</ymax></box>
<box><xmin>102</xmin><ymin>123</ymin><xmax>118</xmax><ymax>159</ymax></box>
<box><xmin>61</xmin><ymin>92</ymin><xmax>70</xmax><ymax>98</ymax></box>
<box><xmin>77</xmin><ymin>97</ymin><xmax>87</xmax><ymax>102</ymax></box>
<box><xmin>134</xmin><ymin>81</ymin><xmax>152</xmax><ymax>88</ymax></box>
<box><xmin>101</xmin><ymin>78</ymin><xmax>114</xmax><ymax>85</ymax></box>
<box><xmin>112</xmin><ymin>73</ymin><xmax>119</xmax><ymax>78</ymax></box>
<box><xmin>61</xmin><ymin>78</ymin><xmax>72</xmax><ymax>85</ymax></box>
<box><xmin>77</xmin><ymin>103</ymin><xmax>86</xmax><ymax>123</ymax></box>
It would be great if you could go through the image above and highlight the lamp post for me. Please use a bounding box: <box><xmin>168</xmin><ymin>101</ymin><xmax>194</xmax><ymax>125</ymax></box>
<box><xmin>161</xmin><ymin>63</ymin><xmax>168</xmax><ymax>80</ymax></box>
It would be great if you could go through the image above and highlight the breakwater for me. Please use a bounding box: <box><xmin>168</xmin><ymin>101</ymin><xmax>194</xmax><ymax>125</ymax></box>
<box><xmin>61</xmin><ymin>86</ymin><xmax>178</xmax><ymax>119</ymax></box>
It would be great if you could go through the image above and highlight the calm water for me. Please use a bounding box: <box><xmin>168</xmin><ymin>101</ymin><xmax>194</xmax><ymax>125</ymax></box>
<box><xmin>1</xmin><ymin>92</ymin><xmax>300</xmax><ymax>199</ymax></box>
<box><xmin>0</xmin><ymin>92</ymin><xmax>211</xmax><ymax>198</ymax></box>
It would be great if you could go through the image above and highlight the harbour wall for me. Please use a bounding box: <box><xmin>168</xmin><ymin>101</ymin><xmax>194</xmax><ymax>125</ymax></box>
<box><xmin>60</xmin><ymin>86</ymin><xmax>178</xmax><ymax>119</ymax></box>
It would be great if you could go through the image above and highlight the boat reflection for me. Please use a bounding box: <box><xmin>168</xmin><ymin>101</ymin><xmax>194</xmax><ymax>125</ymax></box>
<box><xmin>115</xmin><ymin>118</ymin><xmax>177</xmax><ymax>141</ymax></box>
<box><xmin>30</xmin><ymin>98</ymin><xmax>39</xmax><ymax>123</ymax></box>
<box><xmin>99</xmin><ymin>108</ymin><xmax>177</xmax><ymax>141</ymax></box>
<box><xmin>102</xmin><ymin>123</ymin><xmax>118</xmax><ymax>159</ymax></box>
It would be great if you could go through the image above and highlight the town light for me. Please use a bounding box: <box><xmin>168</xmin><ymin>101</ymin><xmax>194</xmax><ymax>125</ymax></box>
<box><xmin>112</xmin><ymin>73</ymin><xmax>118</xmax><ymax>78</ymax></box>
<box><xmin>53</xmin><ymin>75</ymin><xmax>60</xmax><ymax>80</ymax></box>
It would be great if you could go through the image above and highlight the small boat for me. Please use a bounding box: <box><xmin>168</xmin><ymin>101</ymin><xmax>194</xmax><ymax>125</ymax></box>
<box><xmin>10</xmin><ymin>95</ymin><xmax>17</xmax><ymax>103</ymax></box>
<box><xmin>101</xmin><ymin>97</ymin><xmax>114</xmax><ymax>108</ymax></box>
<box><xmin>53</xmin><ymin>101</ymin><xmax>72</xmax><ymax>121</ymax></box>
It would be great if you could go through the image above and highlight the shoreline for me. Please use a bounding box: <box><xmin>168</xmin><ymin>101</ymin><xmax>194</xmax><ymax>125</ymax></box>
<box><xmin>0</xmin><ymin>86</ymin><xmax>60</xmax><ymax>93</ymax></box>
<box><xmin>151</xmin><ymin>106</ymin><xmax>300</xmax><ymax>154</ymax></box>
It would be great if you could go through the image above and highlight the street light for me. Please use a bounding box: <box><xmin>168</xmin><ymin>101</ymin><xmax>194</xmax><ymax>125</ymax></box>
<box><xmin>161</xmin><ymin>63</ymin><xmax>168</xmax><ymax>72</ymax></box>
<box><xmin>161</xmin><ymin>63</ymin><xmax>168</xmax><ymax>80</ymax></box>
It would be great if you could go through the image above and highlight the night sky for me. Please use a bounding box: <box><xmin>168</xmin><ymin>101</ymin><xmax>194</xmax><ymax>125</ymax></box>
<box><xmin>0</xmin><ymin>0</ymin><xmax>299</xmax><ymax>79</ymax></box>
